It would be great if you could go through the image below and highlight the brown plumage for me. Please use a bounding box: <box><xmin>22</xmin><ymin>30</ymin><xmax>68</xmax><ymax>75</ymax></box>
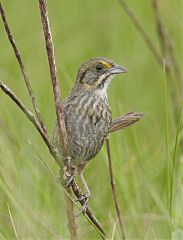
<box><xmin>53</xmin><ymin>57</ymin><xmax>127</xmax><ymax>213</ymax></box>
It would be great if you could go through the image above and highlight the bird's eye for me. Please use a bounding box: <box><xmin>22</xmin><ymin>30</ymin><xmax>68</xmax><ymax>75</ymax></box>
<box><xmin>96</xmin><ymin>63</ymin><xmax>103</xmax><ymax>71</ymax></box>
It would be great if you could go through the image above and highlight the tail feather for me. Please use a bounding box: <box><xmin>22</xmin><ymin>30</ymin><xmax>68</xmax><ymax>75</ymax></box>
<box><xmin>109</xmin><ymin>111</ymin><xmax>145</xmax><ymax>133</ymax></box>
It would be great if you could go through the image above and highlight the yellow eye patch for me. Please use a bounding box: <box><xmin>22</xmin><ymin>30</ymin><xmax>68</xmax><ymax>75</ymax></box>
<box><xmin>100</xmin><ymin>61</ymin><xmax>112</xmax><ymax>68</ymax></box>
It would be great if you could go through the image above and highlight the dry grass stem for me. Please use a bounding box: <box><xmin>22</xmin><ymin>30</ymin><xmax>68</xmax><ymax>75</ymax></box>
<box><xmin>0</xmin><ymin>3</ymin><xmax>48</xmax><ymax>137</ymax></box>
<box><xmin>118</xmin><ymin>0</ymin><xmax>162</xmax><ymax>65</ymax></box>
<box><xmin>0</xmin><ymin>80</ymin><xmax>53</xmax><ymax>153</ymax></box>
<box><xmin>38</xmin><ymin>0</ymin><xmax>77</xmax><ymax>238</ymax></box>
<box><xmin>152</xmin><ymin>0</ymin><xmax>182</xmax><ymax>87</ymax></box>
<box><xmin>106</xmin><ymin>139</ymin><xmax>126</xmax><ymax>240</ymax></box>
<box><xmin>71</xmin><ymin>180</ymin><xmax>107</xmax><ymax>239</ymax></box>
<box><xmin>152</xmin><ymin>0</ymin><xmax>182</xmax><ymax>121</ymax></box>
<box><xmin>64</xmin><ymin>190</ymin><xmax>78</xmax><ymax>240</ymax></box>
<box><xmin>38</xmin><ymin>0</ymin><xmax>69</xmax><ymax>161</ymax></box>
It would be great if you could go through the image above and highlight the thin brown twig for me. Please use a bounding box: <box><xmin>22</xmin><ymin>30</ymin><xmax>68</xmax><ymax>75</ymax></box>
<box><xmin>64</xmin><ymin>189</ymin><xmax>78</xmax><ymax>240</ymax></box>
<box><xmin>0</xmin><ymin>80</ymin><xmax>55</xmax><ymax>156</ymax></box>
<box><xmin>38</xmin><ymin>0</ymin><xmax>69</xmax><ymax>161</ymax></box>
<box><xmin>71</xmin><ymin>180</ymin><xmax>107</xmax><ymax>239</ymax></box>
<box><xmin>118</xmin><ymin>0</ymin><xmax>162</xmax><ymax>66</ymax></box>
<box><xmin>38</xmin><ymin>0</ymin><xmax>77</xmax><ymax>239</ymax></box>
<box><xmin>106</xmin><ymin>138</ymin><xmax>126</xmax><ymax>240</ymax></box>
<box><xmin>0</xmin><ymin>3</ymin><xmax>48</xmax><ymax>137</ymax></box>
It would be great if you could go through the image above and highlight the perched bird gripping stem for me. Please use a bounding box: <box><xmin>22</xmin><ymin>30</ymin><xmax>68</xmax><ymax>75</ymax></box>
<box><xmin>53</xmin><ymin>57</ymin><xmax>127</xmax><ymax>214</ymax></box>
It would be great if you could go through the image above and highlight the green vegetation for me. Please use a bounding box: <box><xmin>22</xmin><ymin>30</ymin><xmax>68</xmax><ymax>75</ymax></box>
<box><xmin>0</xmin><ymin>0</ymin><xmax>182</xmax><ymax>239</ymax></box>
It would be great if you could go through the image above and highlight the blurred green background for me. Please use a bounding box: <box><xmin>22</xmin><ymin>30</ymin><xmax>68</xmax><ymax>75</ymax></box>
<box><xmin>0</xmin><ymin>0</ymin><xmax>182</xmax><ymax>239</ymax></box>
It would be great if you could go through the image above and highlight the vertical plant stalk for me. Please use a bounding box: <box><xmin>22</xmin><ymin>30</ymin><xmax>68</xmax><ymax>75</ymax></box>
<box><xmin>170</xmin><ymin>104</ymin><xmax>183</xmax><ymax>218</ymax></box>
<box><xmin>152</xmin><ymin>1</ymin><xmax>182</xmax><ymax>226</ymax></box>
<box><xmin>106</xmin><ymin>138</ymin><xmax>126</xmax><ymax>240</ymax></box>
<box><xmin>38</xmin><ymin>0</ymin><xmax>69</xmax><ymax>160</ymax></box>
<box><xmin>0</xmin><ymin>3</ymin><xmax>48</xmax><ymax>137</ymax></box>
<box><xmin>152</xmin><ymin>0</ymin><xmax>182</xmax><ymax>88</ymax></box>
<box><xmin>64</xmin><ymin>190</ymin><xmax>78</xmax><ymax>239</ymax></box>
<box><xmin>162</xmin><ymin>60</ymin><xmax>171</xmax><ymax>236</ymax></box>
<box><xmin>38</xmin><ymin>0</ymin><xmax>77</xmax><ymax>239</ymax></box>
<box><xmin>151</xmin><ymin>0</ymin><xmax>182</xmax><ymax>121</ymax></box>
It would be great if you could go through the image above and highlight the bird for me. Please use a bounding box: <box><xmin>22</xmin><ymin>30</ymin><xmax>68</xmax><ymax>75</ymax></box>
<box><xmin>53</xmin><ymin>57</ymin><xmax>128</xmax><ymax>212</ymax></box>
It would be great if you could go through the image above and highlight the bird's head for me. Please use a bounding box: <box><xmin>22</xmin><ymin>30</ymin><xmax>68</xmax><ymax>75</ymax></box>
<box><xmin>75</xmin><ymin>57</ymin><xmax>127</xmax><ymax>93</ymax></box>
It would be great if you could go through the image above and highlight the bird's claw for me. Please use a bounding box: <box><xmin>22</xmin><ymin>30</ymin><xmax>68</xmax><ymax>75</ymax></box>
<box><xmin>76</xmin><ymin>204</ymin><xmax>87</xmax><ymax>217</ymax></box>
<box><xmin>59</xmin><ymin>167</ymin><xmax>76</xmax><ymax>188</ymax></box>
<box><xmin>75</xmin><ymin>194</ymin><xmax>88</xmax><ymax>202</ymax></box>
<box><xmin>65</xmin><ymin>174</ymin><xmax>75</xmax><ymax>188</ymax></box>
<box><xmin>75</xmin><ymin>193</ymin><xmax>90</xmax><ymax>217</ymax></box>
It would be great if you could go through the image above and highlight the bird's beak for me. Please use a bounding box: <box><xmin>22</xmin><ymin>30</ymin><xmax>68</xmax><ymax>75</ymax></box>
<box><xmin>109</xmin><ymin>65</ymin><xmax>128</xmax><ymax>75</ymax></box>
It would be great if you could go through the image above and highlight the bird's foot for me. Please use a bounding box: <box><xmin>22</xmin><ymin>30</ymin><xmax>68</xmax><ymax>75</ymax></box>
<box><xmin>59</xmin><ymin>166</ymin><xmax>76</xmax><ymax>188</ymax></box>
<box><xmin>75</xmin><ymin>192</ymin><xmax>90</xmax><ymax>217</ymax></box>
<box><xmin>75</xmin><ymin>192</ymin><xmax>90</xmax><ymax>202</ymax></box>
<box><xmin>65</xmin><ymin>173</ymin><xmax>75</xmax><ymax>188</ymax></box>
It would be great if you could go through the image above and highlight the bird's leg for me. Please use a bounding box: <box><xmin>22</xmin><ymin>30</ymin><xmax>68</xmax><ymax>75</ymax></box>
<box><xmin>76</xmin><ymin>167</ymin><xmax>91</xmax><ymax>216</ymax></box>
<box><xmin>59</xmin><ymin>166</ymin><xmax>76</xmax><ymax>188</ymax></box>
